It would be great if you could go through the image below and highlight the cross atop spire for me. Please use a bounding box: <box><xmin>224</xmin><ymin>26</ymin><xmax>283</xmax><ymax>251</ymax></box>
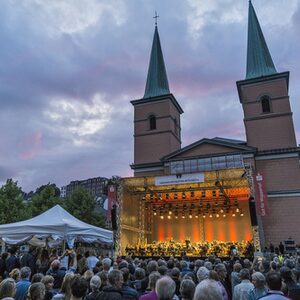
<box><xmin>153</xmin><ymin>11</ymin><xmax>159</xmax><ymax>26</ymax></box>
<box><xmin>143</xmin><ymin>24</ymin><xmax>170</xmax><ymax>99</ymax></box>
<box><xmin>246</xmin><ymin>1</ymin><xmax>277</xmax><ymax>79</ymax></box>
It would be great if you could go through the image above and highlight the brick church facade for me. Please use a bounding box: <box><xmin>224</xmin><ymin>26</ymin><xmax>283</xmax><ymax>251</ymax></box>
<box><xmin>130</xmin><ymin>2</ymin><xmax>300</xmax><ymax>246</ymax></box>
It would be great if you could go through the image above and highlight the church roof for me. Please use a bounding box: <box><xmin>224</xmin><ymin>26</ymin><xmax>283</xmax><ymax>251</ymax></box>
<box><xmin>246</xmin><ymin>1</ymin><xmax>277</xmax><ymax>79</ymax></box>
<box><xmin>143</xmin><ymin>26</ymin><xmax>170</xmax><ymax>98</ymax></box>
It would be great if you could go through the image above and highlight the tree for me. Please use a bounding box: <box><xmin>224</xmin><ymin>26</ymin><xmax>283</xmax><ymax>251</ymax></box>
<box><xmin>0</xmin><ymin>179</ymin><xmax>30</xmax><ymax>224</ymax></box>
<box><xmin>64</xmin><ymin>186</ymin><xmax>106</xmax><ymax>228</ymax></box>
<box><xmin>30</xmin><ymin>183</ymin><xmax>62</xmax><ymax>216</ymax></box>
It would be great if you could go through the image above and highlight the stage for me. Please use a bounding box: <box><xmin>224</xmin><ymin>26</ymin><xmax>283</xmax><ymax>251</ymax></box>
<box><xmin>116</xmin><ymin>167</ymin><xmax>259</xmax><ymax>256</ymax></box>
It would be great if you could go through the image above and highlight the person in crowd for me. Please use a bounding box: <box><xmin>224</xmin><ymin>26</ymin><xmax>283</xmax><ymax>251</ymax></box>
<box><xmin>101</xmin><ymin>258</ymin><xmax>112</xmax><ymax>275</ymax></box>
<box><xmin>232</xmin><ymin>268</ymin><xmax>254</xmax><ymax>300</ymax></box>
<box><xmin>6</xmin><ymin>248</ymin><xmax>20</xmax><ymax>273</ymax></box>
<box><xmin>83</xmin><ymin>270</ymin><xmax>94</xmax><ymax>293</ymax></box>
<box><xmin>97</xmin><ymin>271</ymin><xmax>108</xmax><ymax>290</ymax></box>
<box><xmin>132</xmin><ymin>267</ymin><xmax>146</xmax><ymax>296</ymax></box>
<box><xmin>46</xmin><ymin>259</ymin><xmax>66</xmax><ymax>290</ymax></box>
<box><xmin>41</xmin><ymin>275</ymin><xmax>56</xmax><ymax>300</ymax></box>
<box><xmin>279</xmin><ymin>242</ymin><xmax>285</xmax><ymax>255</ymax></box>
<box><xmin>70</xmin><ymin>275</ymin><xmax>88</xmax><ymax>300</ymax></box>
<box><xmin>86</xmin><ymin>251</ymin><xmax>99</xmax><ymax>271</ymax></box>
<box><xmin>0</xmin><ymin>278</ymin><xmax>16</xmax><ymax>300</ymax></box>
<box><xmin>196</xmin><ymin>266</ymin><xmax>209</xmax><ymax>283</ymax></box>
<box><xmin>231</xmin><ymin>263</ymin><xmax>242</xmax><ymax>292</ymax></box>
<box><xmin>15</xmin><ymin>266</ymin><xmax>31</xmax><ymax>300</ymax></box>
<box><xmin>9</xmin><ymin>268</ymin><xmax>21</xmax><ymax>282</ymax></box>
<box><xmin>214</xmin><ymin>263</ymin><xmax>230</xmax><ymax>300</ymax></box>
<box><xmin>260</xmin><ymin>272</ymin><xmax>290</xmax><ymax>299</ymax></box>
<box><xmin>20</xmin><ymin>246</ymin><xmax>36</xmax><ymax>275</ymax></box>
<box><xmin>248</xmin><ymin>272</ymin><xmax>268</xmax><ymax>300</ymax></box>
<box><xmin>260</xmin><ymin>260</ymin><xmax>271</xmax><ymax>276</ymax></box>
<box><xmin>31</xmin><ymin>273</ymin><xmax>45</xmax><ymax>283</ymax></box>
<box><xmin>28</xmin><ymin>282</ymin><xmax>46</xmax><ymax>300</ymax></box>
<box><xmin>0</xmin><ymin>253</ymin><xmax>9</xmax><ymax>280</ymax></box>
<box><xmin>76</xmin><ymin>250</ymin><xmax>88</xmax><ymax>275</ymax></box>
<box><xmin>52</xmin><ymin>272</ymin><xmax>75</xmax><ymax>300</ymax></box>
<box><xmin>179</xmin><ymin>279</ymin><xmax>195</xmax><ymax>300</ymax></box>
<box><xmin>193</xmin><ymin>279</ymin><xmax>223</xmax><ymax>300</ymax></box>
<box><xmin>280</xmin><ymin>266</ymin><xmax>300</xmax><ymax>299</ymax></box>
<box><xmin>155</xmin><ymin>276</ymin><xmax>175</xmax><ymax>300</ymax></box>
<box><xmin>139</xmin><ymin>271</ymin><xmax>161</xmax><ymax>300</ymax></box>
<box><xmin>85</xmin><ymin>275</ymin><xmax>101</xmax><ymax>300</ymax></box>
<box><xmin>97</xmin><ymin>269</ymin><xmax>123</xmax><ymax>300</ymax></box>
<box><xmin>120</xmin><ymin>267</ymin><xmax>138</xmax><ymax>300</ymax></box>
<box><xmin>36</xmin><ymin>249</ymin><xmax>50</xmax><ymax>275</ymax></box>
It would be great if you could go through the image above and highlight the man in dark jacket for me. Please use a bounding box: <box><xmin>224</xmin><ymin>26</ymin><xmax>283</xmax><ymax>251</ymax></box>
<box><xmin>97</xmin><ymin>270</ymin><xmax>123</xmax><ymax>300</ymax></box>
<box><xmin>6</xmin><ymin>248</ymin><xmax>20</xmax><ymax>273</ymax></box>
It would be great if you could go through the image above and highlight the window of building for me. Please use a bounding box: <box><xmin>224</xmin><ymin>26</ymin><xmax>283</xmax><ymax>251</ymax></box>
<box><xmin>261</xmin><ymin>97</ymin><xmax>271</xmax><ymax>113</ymax></box>
<box><xmin>149</xmin><ymin>115</ymin><xmax>156</xmax><ymax>130</ymax></box>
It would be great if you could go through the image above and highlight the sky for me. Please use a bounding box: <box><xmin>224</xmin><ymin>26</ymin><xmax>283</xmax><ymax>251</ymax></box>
<box><xmin>1</xmin><ymin>0</ymin><xmax>300</xmax><ymax>192</ymax></box>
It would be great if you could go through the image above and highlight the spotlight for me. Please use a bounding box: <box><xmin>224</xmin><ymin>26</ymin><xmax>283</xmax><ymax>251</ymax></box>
<box><xmin>167</xmin><ymin>215</ymin><xmax>171</xmax><ymax>219</ymax></box>
<box><xmin>216</xmin><ymin>213</ymin><xmax>220</xmax><ymax>218</ymax></box>
<box><xmin>160</xmin><ymin>215</ymin><xmax>164</xmax><ymax>219</ymax></box>
<box><xmin>182</xmin><ymin>214</ymin><xmax>185</xmax><ymax>219</ymax></box>
<box><xmin>202</xmin><ymin>214</ymin><xmax>206</xmax><ymax>219</ymax></box>
<box><xmin>168</xmin><ymin>210</ymin><xmax>172</xmax><ymax>215</ymax></box>
<box><xmin>195</xmin><ymin>215</ymin><xmax>199</xmax><ymax>218</ymax></box>
<box><xmin>240</xmin><ymin>212</ymin><xmax>244</xmax><ymax>217</ymax></box>
<box><xmin>153</xmin><ymin>211</ymin><xmax>157</xmax><ymax>216</ymax></box>
<box><xmin>189</xmin><ymin>211</ymin><xmax>193</xmax><ymax>218</ymax></box>
<box><xmin>220</xmin><ymin>209</ymin><xmax>224</xmax><ymax>213</ymax></box>
<box><xmin>223</xmin><ymin>214</ymin><xmax>226</xmax><ymax>218</ymax></box>
<box><xmin>209</xmin><ymin>214</ymin><xmax>213</xmax><ymax>218</ymax></box>
<box><xmin>236</xmin><ymin>207</ymin><xmax>240</xmax><ymax>213</ymax></box>
<box><xmin>175</xmin><ymin>215</ymin><xmax>178</xmax><ymax>219</ymax></box>
<box><xmin>232</xmin><ymin>212</ymin><xmax>236</xmax><ymax>217</ymax></box>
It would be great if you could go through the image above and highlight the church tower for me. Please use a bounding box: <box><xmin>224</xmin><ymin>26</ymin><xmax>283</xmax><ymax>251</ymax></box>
<box><xmin>131</xmin><ymin>25</ymin><xmax>183</xmax><ymax>171</ymax></box>
<box><xmin>237</xmin><ymin>1</ymin><xmax>297</xmax><ymax>151</ymax></box>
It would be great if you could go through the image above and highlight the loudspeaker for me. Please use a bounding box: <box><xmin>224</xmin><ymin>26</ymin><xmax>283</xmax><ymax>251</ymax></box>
<box><xmin>111</xmin><ymin>205</ymin><xmax>117</xmax><ymax>230</ymax></box>
<box><xmin>249</xmin><ymin>199</ymin><xmax>258</xmax><ymax>226</ymax></box>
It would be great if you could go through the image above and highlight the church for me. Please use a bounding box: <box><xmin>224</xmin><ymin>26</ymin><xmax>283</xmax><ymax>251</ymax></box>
<box><xmin>115</xmin><ymin>1</ymin><xmax>300</xmax><ymax>255</ymax></box>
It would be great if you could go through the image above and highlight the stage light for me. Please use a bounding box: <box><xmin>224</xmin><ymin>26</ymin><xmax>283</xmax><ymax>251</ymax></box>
<box><xmin>168</xmin><ymin>210</ymin><xmax>172</xmax><ymax>215</ymax></box>
<box><xmin>216</xmin><ymin>213</ymin><xmax>220</xmax><ymax>218</ymax></box>
<box><xmin>202</xmin><ymin>214</ymin><xmax>206</xmax><ymax>218</ymax></box>
<box><xmin>142</xmin><ymin>196</ymin><xmax>146</xmax><ymax>201</ymax></box>
<box><xmin>232</xmin><ymin>212</ymin><xmax>236</xmax><ymax>217</ymax></box>
<box><xmin>175</xmin><ymin>215</ymin><xmax>178</xmax><ymax>219</ymax></box>
<box><xmin>153</xmin><ymin>211</ymin><xmax>157</xmax><ymax>216</ymax></box>
<box><xmin>195</xmin><ymin>215</ymin><xmax>199</xmax><ymax>218</ymax></box>
<box><xmin>236</xmin><ymin>207</ymin><xmax>240</xmax><ymax>213</ymax></box>
<box><xmin>167</xmin><ymin>215</ymin><xmax>171</xmax><ymax>219</ymax></box>
<box><xmin>182</xmin><ymin>214</ymin><xmax>185</xmax><ymax>219</ymax></box>
<box><xmin>240</xmin><ymin>212</ymin><xmax>244</xmax><ymax>217</ymax></box>
<box><xmin>223</xmin><ymin>214</ymin><xmax>226</xmax><ymax>218</ymax></box>
<box><xmin>220</xmin><ymin>209</ymin><xmax>224</xmax><ymax>213</ymax></box>
<box><xmin>209</xmin><ymin>214</ymin><xmax>213</xmax><ymax>218</ymax></box>
<box><xmin>160</xmin><ymin>215</ymin><xmax>164</xmax><ymax>219</ymax></box>
<box><xmin>189</xmin><ymin>211</ymin><xmax>193</xmax><ymax>218</ymax></box>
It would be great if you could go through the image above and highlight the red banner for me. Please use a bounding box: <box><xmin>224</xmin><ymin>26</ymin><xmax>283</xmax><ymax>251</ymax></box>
<box><xmin>107</xmin><ymin>185</ymin><xmax>117</xmax><ymax>220</ymax></box>
<box><xmin>253</xmin><ymin>173</ymin><xmax>269</xmax><ymax>216</ymax></box>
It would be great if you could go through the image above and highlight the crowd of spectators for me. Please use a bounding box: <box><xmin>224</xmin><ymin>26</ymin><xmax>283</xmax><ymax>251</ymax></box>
<box><xmin>0</xmin><ymin>245</ymin><xmax>299</xmax><ymax>300</ymax></box>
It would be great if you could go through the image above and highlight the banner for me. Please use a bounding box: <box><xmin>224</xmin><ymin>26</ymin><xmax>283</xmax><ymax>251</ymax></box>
<box><xmin>107</xmin><ymin>185</ymin><xmax>117</xmax><ymax>220</ymax></box>
<box><xmin>253</xmin><ymin>173</ymin><xmax>269</xmax><ymax>216</ymax></box>
<box><xmin>155</xmin><ymin>173</ymin><xmax>204</xmax><ymax>186</ymax></box>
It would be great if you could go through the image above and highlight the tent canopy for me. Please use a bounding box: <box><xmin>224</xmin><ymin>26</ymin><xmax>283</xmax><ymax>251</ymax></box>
<box><xmin>0</xmin><ymin>205</ymin><xmax>113</xmax><ymax>247</ymax></box>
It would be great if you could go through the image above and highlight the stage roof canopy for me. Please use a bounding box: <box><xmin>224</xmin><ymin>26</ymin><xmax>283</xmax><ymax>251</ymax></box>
<box><xmin>0</xmin><ymin>205</ymin><xmax>113</xmax><ymax>247</ymax></box>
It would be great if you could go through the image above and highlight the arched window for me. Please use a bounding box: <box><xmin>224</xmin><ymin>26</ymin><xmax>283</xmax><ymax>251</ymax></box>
<box><xmin>149</xmin><ymin>115</ymin><xmax>156</xmax><ymax>130</ymax></box>
<box><xmin>261</xmin><ymin>97</ymin><xmax>271</xmax><ymax>113</ymax></box>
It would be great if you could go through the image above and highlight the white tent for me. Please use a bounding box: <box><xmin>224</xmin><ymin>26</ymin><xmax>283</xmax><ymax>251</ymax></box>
<box><xmin>0</xmin><ymin>205</ymin><xmax>113</xmax><ymax>247</ymax></box>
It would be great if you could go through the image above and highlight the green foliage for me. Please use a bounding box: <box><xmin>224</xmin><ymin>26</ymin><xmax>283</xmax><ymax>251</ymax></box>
<box><xmin>64</xmin><ymin>186</ymin><xmax>107</xmax><ymax>228</ymax></box>
<box><xmin>0</xmin><ymin>179</ymin><xmax>30</xmax><ymax>224</ymax></box>
<box><xmin>30</xmin><ymin>183</ymin><xmax>62</xmax><ymax>216</ymax></box>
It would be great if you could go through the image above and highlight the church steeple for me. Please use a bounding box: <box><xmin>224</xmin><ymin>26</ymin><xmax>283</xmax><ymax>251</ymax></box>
<box><xmin>143</xmin><ymin>25</ymin><xmax>170</xmax><ymax>98</ymax></box>
<box><xmin>246</xmin><ymin>1</ymin><xmax>277</xmax><ymax>79</ymax></box>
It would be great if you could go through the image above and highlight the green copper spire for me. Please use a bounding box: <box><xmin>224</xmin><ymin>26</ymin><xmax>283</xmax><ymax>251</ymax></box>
<box><xmin>143</xmin><ymin>25</ymin><xmax>170</xmax><ymax>98</ymax></box>
<box><xmin>246</xmin><ymin>1</ymin><xmax>277</xmax><ymax>79</ymax></box>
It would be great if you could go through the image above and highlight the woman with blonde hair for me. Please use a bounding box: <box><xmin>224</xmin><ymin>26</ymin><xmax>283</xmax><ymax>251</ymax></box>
<box><xmin>0</xmin><ymin>278</ymin><xmax>16</xmax><ymax>300</ymax></box>
<box><xmin>9</xmin><ymin>268</ymin><xmax>21</xmax><ymax>282</ymax></box>
<box><xmin>52</xmin><ymin>273</ymin><xmax>75</xmax><ymax>300</ymax></box>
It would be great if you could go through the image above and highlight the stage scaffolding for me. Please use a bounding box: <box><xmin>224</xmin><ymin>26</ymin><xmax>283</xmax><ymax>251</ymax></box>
<box><xmin>115</xmin><ymin>166</ymin><xmax>261</xmax><ymax>256</ymax></box>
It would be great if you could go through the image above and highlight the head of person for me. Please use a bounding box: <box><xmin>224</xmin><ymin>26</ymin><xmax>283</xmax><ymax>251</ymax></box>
<box><xmin>134</xmin><ymin>267</ymin><xmax>145</xmax><ymax>280</ymax></box>
<box><xmin>97</xmin><ymin>271</ymin><xmax>108</xmax><ymax>288</ymax></box>
<box><xmin>171</xmin><ymin>267</ymin><xmax>180</xmax><ymax>280</ymax></box>
<box><xmin>280</xmin><ymin>266</ymin><xmax>294</xmax><ymax>283</ymax></box>
<box><xmin>20</xmin><ymin>266</ymin><xmax>31</xmax><ymax>280</ymax></box>
<box><xmin>41</xmin><ymin>275</ymin><xmax>54</xmax><ymax>291</ymax></box>
<box><xmin>83</xmin><ymin>270</ymin><xmax>94</xmax><ymax>282</ymax></box>
<box><xmin>197</xmin><ymin>267</ymin><xmax>209</xmax><ymax>283</ymax></box>
<box><xmin>266</xmin><ymin>272</ymin><xmax>282</xmax><ymax>291</ymax></box>
<box><xmin>31</xmin><ymin>273</ymin><xmax>45</xmax><ymax>283</ymax></box>
<box><xmin>0</xmin><ymin>278</ymin><xmax>16</xmax><ymax>299</ymax></box>
<box><xmin>108</xmin><ymin>270</ymin><xmax>123</xmax><ymax>290</ymax></box>
<box><xmin>89</xmin><ymin>275</ymin><xmax>101</xmax><ymax>292</ymax></box>
<box><xmin>155</xmin><ymin>276</ymin><xmax>176</xmax><ymax>300</ymax></box>
<box><xmin>102</xmin><ymin>257</ymin><xmax>112</xmax><ymax>271</ymax></box>
<box><xmin>239</xmin><ymin>268</ymin><xmax>251</xmax><ymax>281</ymax></box>
<box><xmin>179</xmin><ymin>279</ymin><xmax>195</xmax><ymax>300</ymax></box>
<box><xmin>260</xmin><ymin>260</ymin><xmax>270</xmax><ymax>273</ymax></box>
<box><xmin>51</xmin><ymin>259</ymin><xmax>61</xmax><ymax>271</ymax></box>
<box><xmin>148</xmin><ymin>271</ymin><xmax>161</xmax><ymax>291</ymax></box>
<box><xmin>214</xmin><ymin>263</ymin><xmax>227</xmax><ymax>281</ymax></box>
<box><xmin>9</xmin><ymin>268</ymin><xmax>21</xmax><ymax>282</ymax></box>
<box><xmin>233</xmin><ymin>263</ymin><xmax>242</xmax><ymax>273</ymax></box>
<box><xmin>70</xmin><ymin>275</ymin><xmax>88</xmax><ymax>299</ymax></box>
<box><xmin>147</xmin><ymin>260</ymin><xmax>158</xmax><ymax>274</ymax></box>
<box><xmin>28</xmin><ymin>282</ymin><xmax>46</xmax><ymax>300</ymax></box>
<box><xmin>60</xmin><ymin>273</ymin><xmax>75</xmax><ymax>300</ymax></box>
<box><xmin>251</xmin><ymin>272</ymin><xmax>266</xmax><ymax>289</ymax></box>
<box><xmin>158</xmin><ymin>265</ymin><xmax>168</xmax><ymax>276</ymax></box>
<box><xmin>204</xmin><ymin>261</ymin><xmax>213</xmax><ymax>271</ymax></box>
<box><xmin>120</xmin><ymin>267</ymin><xmax>130</xmax><ymax>283</ymax></box>
<box><xmin>193</xmin><ymin>279</ymin><xmax>223</xmax><ymax>300</ymax></box>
